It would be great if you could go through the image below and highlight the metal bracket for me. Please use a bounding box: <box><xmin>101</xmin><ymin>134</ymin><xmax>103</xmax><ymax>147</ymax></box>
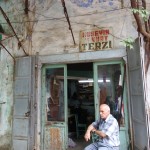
<box><xmin>25</xmin><ymin>111</ymin><xmax>30</xmax><ymax>117</ymax></box>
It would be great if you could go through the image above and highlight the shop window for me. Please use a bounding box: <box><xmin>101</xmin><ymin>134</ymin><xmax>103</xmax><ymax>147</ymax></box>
<box><xmin>45</xmin><ymin>68</ymin><xmax>65</xmax><ymax>122</ymax></box>
<box><xmin>97</xmin><ymin>64</ymin><xmax>125</xmax><ymax>126</ymax></box>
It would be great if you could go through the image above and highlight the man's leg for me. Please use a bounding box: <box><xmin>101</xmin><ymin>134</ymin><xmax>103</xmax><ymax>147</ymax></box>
<box><xmin>84</xmin><ymin>142</ymin><xmax>99</xmax><ymax>150</ymax></box>
<box><xmin>112</xmin><ymin>147</ymin><xmax>119</xmax><ymax>150</ymax></box>
<box><xmin>98</xmin><ymin>146</ymin><xmax>119</xmax><ymax>150</ymax></box>
<box><xmin>98</xmin><ymin>147</ymin><xmax>108</xmax><ymax>150</ymax></box>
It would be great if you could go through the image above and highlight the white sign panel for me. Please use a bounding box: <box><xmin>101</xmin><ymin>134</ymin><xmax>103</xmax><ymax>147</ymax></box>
<box><xmin>79</xmin><ymin>28</ymin><xmax>113</xmax><ymax>52</ymax></box>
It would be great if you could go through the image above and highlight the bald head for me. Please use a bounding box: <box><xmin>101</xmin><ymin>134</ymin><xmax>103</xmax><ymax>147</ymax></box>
<box><xmin>100</xmin><ymin>104</ymin><xmax>110</xmax><ymax>112</ymax></box>
<box><xmin>99</xmin><ymin>104</ymin><xmax>110</xmax><ymax>119</ymax></box>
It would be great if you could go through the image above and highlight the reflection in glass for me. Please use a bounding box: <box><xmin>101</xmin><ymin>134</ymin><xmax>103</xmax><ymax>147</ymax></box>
<box><xmin>45</xmin><ymin>68</ymin><xmax>64</xmax><ymax>121</ymax></box>
<box><xmin>97</xmin><ymin>64</ymin><xmax>125</xmax><ymax>126</ymax></box>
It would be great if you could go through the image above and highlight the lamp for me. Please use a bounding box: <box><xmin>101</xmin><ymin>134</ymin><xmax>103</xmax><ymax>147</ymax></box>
<box><xmin>78</xmin><ymin>79</ymin><xmax>110</xmax><ymax>83</ymax></box>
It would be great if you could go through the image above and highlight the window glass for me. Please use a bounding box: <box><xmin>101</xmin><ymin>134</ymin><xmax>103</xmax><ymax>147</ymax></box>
<box><xmin>97</xmin><ymin>64</ymin><xmax>125</xmax><ymax>126</ymax></box>
<box><xmin>45</xmin><ymin>68</ymin><xmax>64</xmax><ymax>121</ymax></box>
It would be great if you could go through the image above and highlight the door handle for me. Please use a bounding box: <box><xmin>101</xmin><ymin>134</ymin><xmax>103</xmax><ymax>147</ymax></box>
<box><xmin>25</xmin><ymin>111</ymin><xmax>30</xmax><ymax>117</ymax></box>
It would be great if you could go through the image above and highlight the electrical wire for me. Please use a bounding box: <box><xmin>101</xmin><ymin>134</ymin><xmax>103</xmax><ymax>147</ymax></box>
<box><xmin>0</xmin><ymin>7</ymin><xmax>134</xmax><ymax>41</ymax></box>
<box><xmin>0</xmin><ymin>6</ymin><xmax>132</xmax><ymax>25</ymax></box>
<box><xmin>120</xmin><ymin>1</ymin><xmax>131</xmax><ymax>37</ymax></box>
<box><xmin>1</xmin><ymin>1</ymin><xmax>145</xmax><ymax>41</ymax></box>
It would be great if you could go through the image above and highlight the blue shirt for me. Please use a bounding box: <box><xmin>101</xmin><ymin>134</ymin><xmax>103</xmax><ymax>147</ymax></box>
<box><xmin>92</xmin><ymin>114</ymin><xmax>120</xmax><ymax>147</ymax></box>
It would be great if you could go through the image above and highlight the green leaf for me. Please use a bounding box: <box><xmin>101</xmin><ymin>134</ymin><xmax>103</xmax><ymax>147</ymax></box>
<box><xmin>131</xmin><ymin>8</ymin><xmax>150</xmax><ymax>21</ymax></box>
<box><xmin>120</xmin><ymin>37</ymin><xmax>134</xmax><ymax>49</ymax></box>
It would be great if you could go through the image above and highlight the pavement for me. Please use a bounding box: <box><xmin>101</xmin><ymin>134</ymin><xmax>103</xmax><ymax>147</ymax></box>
<box><xmin>68</xmin><ymin>137</ymin><xmax>92</xmax><ymax>150</ymax></box>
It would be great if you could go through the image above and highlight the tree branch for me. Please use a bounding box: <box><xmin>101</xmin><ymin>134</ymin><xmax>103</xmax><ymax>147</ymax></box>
<box><xmin>130</xmin><ymin>0</ymin><xmax>150</xmax><ymax>38</ymax></box>
<box><xmin>141</xmin><ymin>0</ymin><xmax>150</xmax><ymax>33</ymax></box>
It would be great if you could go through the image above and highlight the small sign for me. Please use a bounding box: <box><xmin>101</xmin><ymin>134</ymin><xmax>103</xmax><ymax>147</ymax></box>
<box><xmin>79</xmin><ymin>28</ymin><xmax>113</xmax><ymax>52</ymax></box>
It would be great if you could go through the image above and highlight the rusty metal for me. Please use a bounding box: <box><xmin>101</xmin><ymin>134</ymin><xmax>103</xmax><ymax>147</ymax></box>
<box><xmin>0</xmin><ymin>6</ymin><xmax>28</xmax><ymax>55</ymax></box>
<box><xmin>0</xmin><ymin>42</ymin><xmax>15</xmax><ymax>60</ymax></box>
<box><xmin>50</xmin><ymin>128</ymin><xmax>62</xmax><ymax>150</ymax></box>
<box><xmin>61</xmin><ymin>0</ymin><xmax>76</xmax><ymax>45</ymax></box>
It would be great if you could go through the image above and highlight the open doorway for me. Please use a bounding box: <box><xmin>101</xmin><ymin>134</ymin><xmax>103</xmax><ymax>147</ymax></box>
<box><xmin>67</xmin><ymin>61</ymin><xmax>125</xmax><ymax>149</ymax></box>
<box><xmin>67</xmin><ymin>62</ymin><xmax>94</xmax><ymax>149</ymax></box>
<box><xmin>41</xmin><ymin>61</ymin><xmax>127</xmax><ymax>149</ymax></box>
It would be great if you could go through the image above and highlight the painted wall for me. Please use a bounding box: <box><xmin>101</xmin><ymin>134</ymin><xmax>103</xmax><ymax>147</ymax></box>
<box><xmin>0</xmin><ymin>49</ymin><xmax>14</xmax><ymax>150</ymax></box>
<box><xmin>0</xmin><ymin>0</ymin><xmax>138</xmax><ymax>56</ymax></box>
<box><xmin>0</xmin><ymin>0</ymin><xmax>150</xmax><ymax>149</ymax></box>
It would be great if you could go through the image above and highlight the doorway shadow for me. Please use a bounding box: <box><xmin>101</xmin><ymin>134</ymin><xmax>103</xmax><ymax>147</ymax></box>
<box><xmin>68</xmin><ymin>136</ymin><xmax>92</xmax><ymax>150</ymax></box>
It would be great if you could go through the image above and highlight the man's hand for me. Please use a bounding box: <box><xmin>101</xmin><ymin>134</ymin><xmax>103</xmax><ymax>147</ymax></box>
<box><xmin>84</xmin><ymin>131</ymin><xmax>91</xmax><ymax>141</ymax></box>
<box><xmin>84</xmin><ymin>124</ymin><xmax>95</xmax><ymax>141</ymax></box>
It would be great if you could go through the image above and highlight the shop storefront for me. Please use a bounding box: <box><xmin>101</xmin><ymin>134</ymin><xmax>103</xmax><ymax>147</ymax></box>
<box><xmin>12</xmin><ymin>39</ymin><xmax>148</xmax><ymax>150</ymax></box>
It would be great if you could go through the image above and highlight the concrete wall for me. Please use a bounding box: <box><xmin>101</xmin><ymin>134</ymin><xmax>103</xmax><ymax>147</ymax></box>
<box><xmin>1</xmin><ymin>0</ymin><xmax>150</xmax><ymax>149</ymax></box>
<box><xmin>0</xmin><ymin>49</ymin><xmax>14</xmax><ymax>150</ymax></box>
<box><xmin>0</xmin><ymin>0</ymin><xmax>138</xmax><ymax>56</ymax></box>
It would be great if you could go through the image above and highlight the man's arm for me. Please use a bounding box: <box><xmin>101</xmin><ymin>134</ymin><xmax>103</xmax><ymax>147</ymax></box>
<box><xmin>84</xmin><ymin>124</ymin><xmax>95</xmax><ymax>141</ymax></box>
<box><xmin>92</xmin><ymin>128</ymin><xmax>107</xmax><ymax>138</ymax></box>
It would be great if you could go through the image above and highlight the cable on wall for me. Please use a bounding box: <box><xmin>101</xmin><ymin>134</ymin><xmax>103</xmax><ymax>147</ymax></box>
<box><xmin>0</xmin><ymin>6</ymin><xmax>28</xmax><ymax>56</ymax></box>
<box><xmin>61</xmin><ymin>0</ymin><xmax>76</xmax><ymax>45</ymax></box>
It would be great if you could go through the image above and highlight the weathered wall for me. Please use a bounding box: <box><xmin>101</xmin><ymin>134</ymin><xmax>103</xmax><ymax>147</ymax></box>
<box><xmin>147</xmin><ymin>66</ymin><xmax>150</xmax><ymax>132</ymax></box>
<box><xmin>0</xmin><ymin>1</ymin><xmax>137</xmax><ymax>149</ymax></box>
<box><xmin>0</xmin><ymin>48</ymin><xmax>14</xmax><ymax>150</ymax></box>
<box><xmin>0</xmin><ymin>0</ymin><xmax>138</xmax><ymax>56</ymax></box>
<box><xmin>1</xmin><ymin>0</ymin><xmax>149</xmax><ymax>149</ymax></box>
<box><xmin>0</xmin><ymin>3</ymin><xmax>15</xmax><ymax>150</ymax></box>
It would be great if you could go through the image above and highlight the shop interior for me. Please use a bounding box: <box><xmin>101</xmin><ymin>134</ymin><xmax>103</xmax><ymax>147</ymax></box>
<box><xmin>67</xmin><ymin>63</ymin><xmax>95</xmax><ymax>140</ymax></box>
<box><xmin>67</xmin><ymin>62</ymin><xmax>94</xmax><ymax>148</ymax></box>
<box><xmin>45</xmin><ymin>62</ymin><xmax>124</xmax><ymax>149</ymax></box>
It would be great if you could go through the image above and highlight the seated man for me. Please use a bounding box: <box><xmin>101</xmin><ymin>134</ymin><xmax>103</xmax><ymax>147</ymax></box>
<box><xmin>84</xmin><ymin>104</ymin><xmax>120</xmax><ymax>150</ymax></box>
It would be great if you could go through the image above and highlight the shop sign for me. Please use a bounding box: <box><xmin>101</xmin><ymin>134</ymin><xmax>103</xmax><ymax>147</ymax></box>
<box><xmin>79</xmin><ymin>28</ymin><xmax>113</xmax><ymax>52</ymax></box>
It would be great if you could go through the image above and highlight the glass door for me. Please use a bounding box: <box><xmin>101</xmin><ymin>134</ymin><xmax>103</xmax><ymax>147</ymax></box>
<box><xmin>41</xmin><ymin>64</ymin><xmax>67</xmax><ymax>150</ymax></box>
<box><xmin>93</xmin><ymin>61</ymin><xmax>129</xmax><ymax>149</ymax></box>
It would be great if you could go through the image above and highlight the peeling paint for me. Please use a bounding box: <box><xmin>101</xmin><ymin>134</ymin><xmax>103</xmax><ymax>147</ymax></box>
<box><xmin>0</xmin><ymin>132</ymin><xmax>11</xmax><ymax>150</ymax></box>
<box><xmin>50</xmin><ymin>128</ymin><xmax>62</xmax><ymax>150</ymax></box>
<box><xmin>0</xmin><ymin>0</ymin><xmax>150</xmax><ymax>150</ymax></box>
<box><xmin>0</xmin><ymin>49</ymin><xmax>13</xmax><ymax>149</ymax></box>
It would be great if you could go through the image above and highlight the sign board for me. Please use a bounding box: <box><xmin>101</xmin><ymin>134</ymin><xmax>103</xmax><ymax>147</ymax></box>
<box><xmin>79</xmin><ymin>28</ymin><xmax>113</xmax><ymax>52</ymax></box>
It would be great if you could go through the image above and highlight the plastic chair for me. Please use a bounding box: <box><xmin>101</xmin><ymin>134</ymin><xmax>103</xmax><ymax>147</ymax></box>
<box><xmin>75</xmin><ymin>114</ymin><xmax>87</xmax><ymax>138</ymax></box>
<box><xmin>91</xmin><ymin>132</ymin><xmax>99</xmax><ymax>142</ymax></box>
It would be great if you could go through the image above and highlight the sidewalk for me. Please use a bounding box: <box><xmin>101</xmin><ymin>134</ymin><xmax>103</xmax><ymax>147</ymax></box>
<box><xmin>68</xmin><ymin>137</ymin><xmax>91</xmax><ymax>150</ymax></box>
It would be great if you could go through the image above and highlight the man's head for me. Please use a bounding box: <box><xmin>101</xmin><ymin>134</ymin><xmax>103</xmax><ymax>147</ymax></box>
<box><xmin>99</xmin><ymin>104</ymin><xmax>110</xmax><ymax>119</ymax></box>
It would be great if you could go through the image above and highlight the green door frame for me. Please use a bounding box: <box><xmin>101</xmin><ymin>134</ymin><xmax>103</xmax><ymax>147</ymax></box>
<box><xmin>41</xmin><ymin>64</ymin><xmax>68</xmax><ymax>150</ymax></box>
<box><xmin>93</xmin><ymin>60</ymin><xmax>129</xmax><ymax>149</ymax></box>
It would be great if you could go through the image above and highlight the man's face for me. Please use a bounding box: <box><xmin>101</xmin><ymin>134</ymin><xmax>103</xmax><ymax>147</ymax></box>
<box><xmin>99</xmin><ymin>106</ymin><xmax>109</xmax><ymax>119</ymax></box>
